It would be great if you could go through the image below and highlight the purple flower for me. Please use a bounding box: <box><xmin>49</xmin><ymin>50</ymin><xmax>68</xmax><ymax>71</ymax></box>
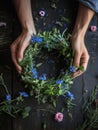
<box><xmin>69</xmin><ymin>66</ymin><xmax>76</xmax><ymax>73</ymax></box>
<box><xmin>55</xmin><ymin>112</ymin><xmax>63</xmax><ymax>122</ymax></box>
<box><xmin>31</xmin><ymin>35</ymin><xmax>42</xmax><ymax>43</ymax></box>
<box><xmin>19</xmin><ymin>91</ymin><xmax>29</xmax><ymax>97</ymax></box>
<box><xmin>39</xmin><ymin>10</ymin><xmax>45</xmax><ymax>17</ymax></box>
<box><xmin>6</xmin><ymin>94</ymin><xmax>11</xmax><ymax>101</ymax></box>
<box><xmin>67</xmin><ymin>91</ymin><xmax>74</xmax><ymax>100</ymax></box>
<box><xmin>30</xmin><ymin>68</ymin><xmax>38</xmax><ymax>79</ymax></box>
<box><xmin>56</xmin><ymin>79</ymin><xmax>63</xmax><ymax>85</ymax></box>
<box><xmin>39</xmin><ymin>74</ymin><xmax>47</xmax><ymax>81</ymax></box>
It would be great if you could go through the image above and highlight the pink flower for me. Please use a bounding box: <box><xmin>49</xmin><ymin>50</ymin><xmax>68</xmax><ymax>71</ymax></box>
<box><xmin>55</xmin><ymin>112</ymin><xmax>63</xmax><ymax>122</ymax></box>
<box><xmin>90</xmin><ymin>26</ymin><xmax>97</xmax><ymax>32</ymax></box>
<box><xmin>39</xmin><ymin>10</ymin><xmax>45</xmax><ymax>17</ymax></box>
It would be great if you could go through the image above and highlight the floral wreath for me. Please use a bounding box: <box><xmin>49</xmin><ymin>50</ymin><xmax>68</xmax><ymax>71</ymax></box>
<box><xmin>20</xmin><ymin>28</ymin><xmax>76</xmax><ymax>107</ymax></box>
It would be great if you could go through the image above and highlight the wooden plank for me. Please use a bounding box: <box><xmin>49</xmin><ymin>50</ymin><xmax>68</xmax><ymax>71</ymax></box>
<box><xmin>0</xmin><ymin>0</ymin><xmax>13</xmax><ymax>51</ymax></box>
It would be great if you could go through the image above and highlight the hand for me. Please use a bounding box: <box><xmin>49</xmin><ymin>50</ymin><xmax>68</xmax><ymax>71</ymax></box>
<box><xmin>71</xmin><ymin>37</ymin><xmax>90</xmax><ymax>78</ymax></box>
<box><xmin>10</xmin><ymin>30</ymin><xmax>33</xmax><ymax>73</ymax></box>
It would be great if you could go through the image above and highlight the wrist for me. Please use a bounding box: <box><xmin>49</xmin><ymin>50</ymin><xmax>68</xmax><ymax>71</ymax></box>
<box><xmin>71</xmin><ymin>30</ymin><xmax>85</xmax><ymax>40</ymax></box>
<box><xmin>22</xmin><ymin>22</ymin><xmax>36</xmax><ymax>36</ymax></box>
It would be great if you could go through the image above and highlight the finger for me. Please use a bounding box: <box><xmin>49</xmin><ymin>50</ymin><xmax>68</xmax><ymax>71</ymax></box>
<box><xmin>73</xmin><ymin>52</ymin><xmax>80</xmax><ymax>67</ymax></box>
<box><xmin>10</xmin><ymin>44</ymin><xmax>22</xmax><ymax>73</ymax></box>
<box><xmin>73</xmin><ymin>54</ymin><xmax>89</xmax><ymax>78</ymax></box>
<box><xmin>80</xmin><ymin>55</ymin><xmax>90</xmax><ymax>71</ymax></box>
<box><xmin>72</xmin><ymin>70</ymin><xmax>83</xmax><ymax>78</ymax></box>
<box><xmin>72</xmin><ymin>53</ymin><xmax>82</xmax><ymax>78</ymax></box>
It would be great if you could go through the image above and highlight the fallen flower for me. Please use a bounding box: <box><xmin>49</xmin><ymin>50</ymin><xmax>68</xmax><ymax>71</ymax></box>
<box><xmin>55</xmin><ymin>112</ymin><xmax>64</xmax><ymax>122</ymax></box>
<box><xmin>90</xmin><ymin>25</ymin><xmax>97</xmax><ymax>32</ymax></box>
<box><xmin>39</xmin><ymin>10</ymin><xmax>45</xmax><ymax>17</ymax></box>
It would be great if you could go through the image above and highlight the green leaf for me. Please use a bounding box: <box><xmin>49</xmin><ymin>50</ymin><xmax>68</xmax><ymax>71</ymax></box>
<box><xmin>36</xmin><ymin>63</ymin><xmax>42</xmax><ymax>68</ymax></box>
<box><xmin>61</xmin><ymin>16</ymin><xmax>70</xmax><ymax>23</ymax></box>
<box><xmin>59</xmin><ymin>90</ymin><xmax>62</xmax><ymax>95</ymax></box>
<box><xmin>22</xmin><ymin>106</ymin><xmax>31</xmax><ymax>118</ymax></box>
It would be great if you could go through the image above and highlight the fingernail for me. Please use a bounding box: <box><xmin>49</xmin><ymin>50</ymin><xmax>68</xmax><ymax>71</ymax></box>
<box><xmin>18</xmin><ymin>58</ymin><xmax>22</xmax><ymax>62</ymax></box>
<box><xmin>17</xmin><ymin>68</ymin><xmax>22</xmax><ymax>74</ymax></box>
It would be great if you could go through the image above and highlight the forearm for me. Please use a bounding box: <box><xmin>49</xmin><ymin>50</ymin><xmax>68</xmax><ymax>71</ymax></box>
<box><xmin>13</xmin><ymin>0</ymin><xmax>36</xmax><ymax>35</ymax></box>
<box><xmin>72</xmin><ymin>3</ymin><xmax>95</xmax><ymax>38</ymax></box>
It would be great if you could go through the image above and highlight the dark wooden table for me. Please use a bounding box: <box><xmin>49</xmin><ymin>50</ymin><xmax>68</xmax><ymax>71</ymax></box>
<box><xmin>0</xmin><ymin>0</ymin><xmax>98</xmax><ymax>130</ymax></box>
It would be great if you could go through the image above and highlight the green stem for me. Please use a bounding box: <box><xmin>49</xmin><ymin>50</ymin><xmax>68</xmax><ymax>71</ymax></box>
<box><xmin>0</xmin><ymin>74</ymin><xmax>9</xmax><ymax>94</ymax></box>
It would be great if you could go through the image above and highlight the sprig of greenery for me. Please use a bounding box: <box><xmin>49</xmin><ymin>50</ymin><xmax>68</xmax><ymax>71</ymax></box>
<box><xmin>76</xmin><ymin>86</ymin><xmax>98</xmax><ymax>130</ymax></box>
<box><xmin>0</xmin><ymin>74</ymin><xmax>31</xmax><ymax>118</ymax></box>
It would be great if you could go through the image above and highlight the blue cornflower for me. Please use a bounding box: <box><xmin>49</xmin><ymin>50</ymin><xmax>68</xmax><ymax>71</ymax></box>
<box><xmin>39</xmin><ymin>74</ymin><xmax>47</xmax><ymax>81</ymax></box>
<box><xmin>36</xmin><ymin>37</ymin><xmax>43</xmax><ymax>43</ymax></box>
<box><xmin>19</xmin><ymin>91</ymin><xmax>29</xmax><ymax>97</ymax></box>
<box><xmin>6</xmin><ymin>94</ymin><xmax>11</xmax><ymax>101</ymax></box>
<box><xmin>69</xmin><ymin>66</ymin><xmax>76</xmax><ymax>73</ymax></box>
<box><xmin>31</xmin><ymin>68</ymin><xmax>38</xmax><ymax>79</ymax></box>
<box><xmin>56</xmin><ymin>79</ymin><xmax>63</xmax><ymax>85</ymax></box>
<box><xmin>67</xmin><ymin>91</ymin><xmax>74</xmax><ymax>100</ymax></box>
<box><xmin>31</xmin><ymin>35</ymin><xmax>42</xmax><ymax>43</ymax></box>
<box><xmin>31</xmin><ymin>35</ymin><xmax>37</xmax><ymax>43</ymax></box>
